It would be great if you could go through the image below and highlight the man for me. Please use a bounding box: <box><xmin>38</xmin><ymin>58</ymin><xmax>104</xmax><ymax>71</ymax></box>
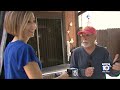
<box><xmin>56</xmin><ymin>26</ymin><xmax>120</xmax><ymax>79</ymax></box>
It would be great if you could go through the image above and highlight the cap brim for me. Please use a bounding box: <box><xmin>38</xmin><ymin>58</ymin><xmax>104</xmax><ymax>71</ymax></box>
<box><xmin>77</xmin><ymin>31</ymin><xmax>83</xmax><ymax>35</ymax></box>
<box><xmin>77</xmin><ymin>31</ymin><xmax>90</xmax><ymax>35</ymax></box>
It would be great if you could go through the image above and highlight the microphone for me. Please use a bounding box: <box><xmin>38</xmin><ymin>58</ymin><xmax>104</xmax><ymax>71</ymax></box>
<box><xmin>67</xmin><ymin>68</ymin><xmax>78</xmax><ymax>77</ymax></box>
<box><xmin>87</xmin><ymin>55</ymin><xmax>93</xmax><ymax>67</ymax></box>
<box><xmin>88</xmin><ymin>60</ymin><xmax>92</xmax><ymax>67</ymax></box>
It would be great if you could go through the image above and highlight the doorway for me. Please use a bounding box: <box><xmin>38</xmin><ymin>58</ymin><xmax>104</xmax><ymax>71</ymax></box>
<box><xmin>37</xmin><ymin>18</ymin><xmax>63</xmax><ymax>68</ymax></box>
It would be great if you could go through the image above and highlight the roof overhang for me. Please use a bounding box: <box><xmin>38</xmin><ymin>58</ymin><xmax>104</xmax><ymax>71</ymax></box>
<box><xmin>78</xmin><ymin>11</ymin><xmax>86</xmax><ymax>16</ymax></box>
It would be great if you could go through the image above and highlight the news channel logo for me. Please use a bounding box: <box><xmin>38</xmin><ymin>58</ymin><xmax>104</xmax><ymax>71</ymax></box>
<box><xmin>102</xmin><ymin>63</ymin><xmax>111</xmax><ymax>73</ymax></box>
<box><xmin>72</xmin><ymin>68</ymin><xmax>78</xmax><ymax>77</ymax></box>
<box><xmin>67</xmin><ymin>68</ymin><xmax>78</xmax><ymax>77</ymax></box>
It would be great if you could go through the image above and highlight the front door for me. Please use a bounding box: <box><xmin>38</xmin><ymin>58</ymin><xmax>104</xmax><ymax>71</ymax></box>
<box><xmin>37</xmin><ymin>18</ymin><xmax>63</xmax><ymax>68</ymax></box>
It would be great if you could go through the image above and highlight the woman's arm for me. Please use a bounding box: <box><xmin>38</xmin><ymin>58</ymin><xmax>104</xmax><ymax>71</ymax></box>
<box><xmin>54</xmin><ymin>71</ymin><xmax>70</xmax><ymax>79</ymax></box>
<box><xmin>24</xmin><ymin>61</ymin><xmax>42</xmax><ymax>79</ymax></box>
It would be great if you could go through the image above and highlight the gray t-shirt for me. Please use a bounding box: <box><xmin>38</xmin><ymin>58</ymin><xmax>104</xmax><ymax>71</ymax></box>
<box><xmin>70</xmin><ymin>45</ymin><xmax>120</xmax><ymax>79</ymax></box>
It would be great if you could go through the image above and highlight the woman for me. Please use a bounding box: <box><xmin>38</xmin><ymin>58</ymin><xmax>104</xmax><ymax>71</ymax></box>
<box><xmin>3</xmin><ymin>11</ymin><xmax>42</xmax><ymax>79</ymax></box>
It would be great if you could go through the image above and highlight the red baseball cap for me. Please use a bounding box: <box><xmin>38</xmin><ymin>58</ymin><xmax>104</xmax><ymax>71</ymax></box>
<box><xmin>77</xmin><ymin>26</ymin><xmax>96</xmax><ymax>35</ymax></box>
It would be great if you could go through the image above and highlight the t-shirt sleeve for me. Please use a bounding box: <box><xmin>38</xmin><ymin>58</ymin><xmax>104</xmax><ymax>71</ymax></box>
<box><xmin>17</xmin><ymin>44</ymin><xmax>41</xmax><ymax>70</ymax></box>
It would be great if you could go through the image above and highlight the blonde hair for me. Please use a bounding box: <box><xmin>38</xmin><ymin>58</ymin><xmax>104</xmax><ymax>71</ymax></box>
<box><xmin>4</xmin><ymin>11</ymin><xmax>34</xmax><ymax>40</ymax></box>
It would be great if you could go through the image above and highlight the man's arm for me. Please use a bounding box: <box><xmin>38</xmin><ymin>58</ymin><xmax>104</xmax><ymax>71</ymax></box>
<box><xmin>106</xmin><ymin>53</ymin><xmax>120</xmax><ymax>77</ymax></box>
<box><xmin>70</xmin><ymin>49</ymin><xmax>86</xmax><ymax>77</ymax></box>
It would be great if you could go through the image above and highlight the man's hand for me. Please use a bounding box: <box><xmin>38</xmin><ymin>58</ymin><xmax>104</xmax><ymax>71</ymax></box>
<box><xmin>112</xmin><ymin>63</ymin><xmax>120</xmax><ymax>70</ymax></box>
<box><xmin>112</xmin><ymin>54</ymin><xmax>120</xmax><ymax>70</ymax></box>
<box><xmin>85</xmin><ymin>67</ymin><xmax>94</xmax><ymax>77</ymax></box>
<box><xmin>113</xmin><ymin>54</ymin><xmax>119</xmax><ymax>64</ymax></box>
